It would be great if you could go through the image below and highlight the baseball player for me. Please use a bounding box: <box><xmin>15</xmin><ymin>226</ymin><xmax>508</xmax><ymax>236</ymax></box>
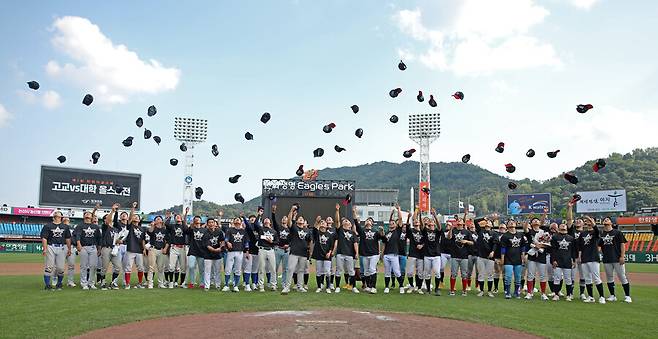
<box><xmin>98</xmin><ymin>204</ymin><xmax>120</xmax><ymax>290</ymax></box>
<box><xmin>353</xmin><ymin>206</ymin><xmax>384</xmax><ymax>294</ymax></box>
<box><xmin>332</xmin><ymin>203</ymin><xmax>359</xmax><ymax>294</ymax></box>
<box><xmin>473</xmin><ymin>217</ymin><xmax>495</xmax><ymax>298</ymax></box>
<box><xmin>242</xmin><ymin>210</ymin><xmax>263</xmax><ymax>291</ymax></box>
<box><xmin>448</xmin><ymin>213</ymin><xmax>474</xmax><ymax>296</ymax></box>
<box><xmin>405</xmin><ymin>208</ymin><xmax>425</xmax><ymax>294</ymax></box>
<box><xmin>272</xmin><ymin>205</ymin><xmax>290</xmax><ymax>289</ymax></box>
<box><xmin>382</xmin><ymin>204</ymin><xmax>405</xmax><ymax>294</ymax></box>
<box><xmin>310</xmin><ymin>216</ymin><xmax>336</xmax><ymax>293</ymax></box>
<box><xmin>146</xmin><ymin>216</ymin><xmax>169</xmax><ymax>288</ymax></box>
<box><xmin>325</xmin><ymin>214</ymin><xmax>338</xmax><ymax>290</ymax></box>
<box><xmin>75</xmin><ymin>209</ymin><xmax>102</xmax><ymax>290</ymax></box>
<box><xmin>438</xmin><ymin>218</ymin><xmax>453</xmax><ymax>291</ymax></box>
<box><xmin>578</xmin><ymin>214</ymin><xmax>606</xmax><ymax>303</ymax></box>
<box><xmin>523</xmin><ymin>209</ymin><xmax>550</xmax><ymax>300</ymax></box>
<box><xmin>566</xmin><ymin>205</ymin><xmax>587</xmax><ymax>300</ymax></box>
<box><xmin>121</xmin><ymin>202</ymin><xmax>146</xmax><ymax>289</ymax></box>
<box><xmin>422</xmin><ymin>209</ymin><xmax>444</xmax><ymax>296</ymax></box>
<box><xmin>250</xmin><ymin>210</ymin><xmax>278</xmax><ymax>292</ymax></box>
<box><xmin>466</xmin><ymin>222</ymin><xmax>479</xmax><ymax>292</ymax></box>
<box><xmin>281</xmin><ymin>205</ymin><xmax>312</xmax><ymax>294</ymax></box>
<box><xmin>388</xmin><ymin>205</ymin><xmax>407</xmax><ymax>289</ymax></box>
<box><xmin>550</xmin><ymin>223</ymin><xmax>577</xmax><ymax>301</ymax></box>
<box><xmin>202</xmin><ymin>218</ymin><xmax>225</xmax><ymax>291</ymax></box>
<box><xmin>165</xmin><ymin>208</ymin><xmax>189</xmax><ymax>288</ymax></box>
<box><xmin>63</xmin><ymin>216</ymin><xmax>77</xmax><ymax>287</ymax></box>
<box><xmin>41</xmin><ymin>211</ymin><xmax>72</xmax><ymax>290</ymax></box>
<box><xmin>545</xmin><ymin>222</ymin><xmax>559</xmax><ymax>296</ymax></box>
<box><xmin>185</xmin><ymin>216</ymin><xmax>207</xmax><ymax>289</ymax></box>
<box><xmin>492</xmin><ymin>222</ymin><xmax>507</xmax><ymax>293</ymax></box>
<box><xmin>598</xmin><ymin>217</ymin><xmax>632</xmax><ymax>303</ymax></box>
<box><xmin>498</xmin><ymin>220</ymin><xmax>527</xmax><ymax>299</ymax></box>
<box><xmin>223</xmin><ymin>217</ymin><xmax>247</xmax><ymax>292</ymax></box>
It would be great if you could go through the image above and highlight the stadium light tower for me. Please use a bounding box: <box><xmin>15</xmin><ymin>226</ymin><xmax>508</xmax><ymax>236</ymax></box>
<box><xmin>174</xmin><ymin>117</ymin><xmax>208</xmax><ymax>216</ymax></box>
<box><xmin>408</xmin><ymin>113</ymin><xmax>440</xmax><ymax>215</ymax></box>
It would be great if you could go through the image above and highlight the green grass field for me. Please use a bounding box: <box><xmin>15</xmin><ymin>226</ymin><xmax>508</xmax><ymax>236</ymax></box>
<box><xmin>1</xmin><ymin>253</ymin><xmax>657</xmax><ymax>338</ymax></box>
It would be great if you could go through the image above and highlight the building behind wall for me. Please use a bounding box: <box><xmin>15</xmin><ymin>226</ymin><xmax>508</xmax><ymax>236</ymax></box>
<box><xmin>354</xmin><ymin>189</ymin><xmax>399</xmax><ymax>224</ymax></box>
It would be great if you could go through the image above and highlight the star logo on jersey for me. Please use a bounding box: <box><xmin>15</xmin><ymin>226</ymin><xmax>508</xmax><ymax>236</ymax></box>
<box><xmin>233</xmin><ymin>232</ymin><xmax>244</xmax><ymax>243</ymax></box>
<box><xmin>602</xmin><ymin>234</ymin><xmax>614</xmax><ymax>245</ymax></box>
<box><xmin>145</xmin><ymin>233</ymin><xmax>150</xmax><ymax>243</ymax></box>
<box><xmin>298</xmin><ymin>229</ymin><xmax>308</xmax><ymax>239</ymax></box>
<box><xmin>482</xmin><ymin>233</ymin><xmax>491</xmax><ymax>242</ymax></box>
<box><xmin>320</xmin><ymin>234</ymin><xmax>329</xmax><ymax>245</ymax></box>
<box><xmin>575</xmin><ymin>232</ymin><xmax>581</xmax><ymax>240</ymax></box>
<box><xmin>193</xmin><ymin>230</ymin><xmax>203</xmax><ymax>241</ymax></box>
<box><xmin>400</xmin><ymin>233</ymin><xmax>406</xmax><ymax>241</ymax></box>
<box><xmin>280</xmin><ymin>229</ymin><xmax>289</xmax><ymax>239</ymax></box>
<box><xmin>51</xmin><ymin>226</ymin><xmax>64</xmax><ymax>238</ymax></box>
<box><xmin>413</xmin><ymin>232</ymin><xmax>423</xmax><ymax>242</ymax></box>
<box><xmin>134</xmin><ymin>228</ymin><xmax>143</xmax><ymax>239</ymax></box>
<box><xmin>472</xmin><ymin>233</ymin><xmax>479</xmax><ymax>242</ymax></box>
<box><xmin>510</xmin><ymin>236</ymin><xmax>521</xmax><ymax>248</ymax></box>
<box><xmin>263</xmin><ymin>230</ymin><xmax>274</xmax><ymax>242</ymax></box>
<box><xmin>427</xmin><ymin>232</ymin><xmax>436</xmax><ymax>242</ymax></box>
<box><xmin>455</xmin><ymin>232</ymin><xmax>465</xmax><ymax>242</ymax></box>
<box><xmin>155</xmin><ymin>232</ymin><xmax>166</xmax><ymax>242</ymax></box>
<box><xmin>582</xmin><ymin>233</ymin><xmax>592</xmax><ymax>245</ymax></box>
<box><xmin>344</xmin><ymin>231</ymin><xmax>353</xmax><ymax>241</ymax></box>
<box><xmin>83</xmin><ymin>226</ymin><xmax>95</xmax><ymax>238</ymax></box>
<box><xmin>210</xmin><ymin>236</ymin><xmax>219</xmax><ymax>246</ymax></box>
<box><xmin>558</xmin><ymin>238</ymin><xmax>570</xmax><ymax>250</ymax></box>
<box><xmin>110</xmin><ymin>230</ymin><xmax>117</xmax><ymax>239</ymax></box>
<box><xmin>386</xmin><ymin>232</ymin><xmax>393</xmax><ymax>241</ymax></box>
<box><xmin>174</xmin><ymin>227</ymin><xmax>183</xmax><ymax>238</ymax></box>
<box><xmin>365</xmin><ymin>230</ymin><xmax>376</xmax><ymax>240</ymax></box>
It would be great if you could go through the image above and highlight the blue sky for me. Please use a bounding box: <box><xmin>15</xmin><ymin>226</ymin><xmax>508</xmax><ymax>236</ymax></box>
<box><xmin>1</xmin><ymin>0</ymin><xmax>657</xmax><ymax>212</ymax></box>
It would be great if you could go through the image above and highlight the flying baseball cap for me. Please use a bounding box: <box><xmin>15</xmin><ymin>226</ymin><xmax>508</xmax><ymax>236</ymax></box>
<box><xmin>27</xmin><ymin>81</ymin><xmax>40</xmax><ymax>90</ymax></box>
<box><xmin>260</xmin><ymin>112</ymin><xmax>271</xmax><ymax>124</ymax></box>
<box><xmin>398</xmin><ymin>60</ymin><xmax>407</xmax><ymax>71</ymax></box>
<box><xmin>351</xmin><ymin>105</ymin><xmax>359</xmax><ymax>114</ymax></box>
<box><xmin>147</xmin><ymin>105</ymin><xmax>157</xmax><ymax>117</ymax></box>
<box><xmin>228</xmin><ymin>175</ymin><xmax>241</xmax><ymax>184</ymax></box>
<box><xmin>313</xmin><ymin>148</ymin><xmax>325</xmax><ymax>158</ymax></box>
<box><xmin>82</xmin><ymin>94</ymin><xmax>94</xmax><ymax>106</ymax></box>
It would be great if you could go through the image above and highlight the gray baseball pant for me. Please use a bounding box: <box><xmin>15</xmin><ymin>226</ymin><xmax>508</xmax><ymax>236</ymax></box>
<box><xmin>44</xmin><ymin>245</ymin><xmax>67</xmax><ymax>277</ymax></box>
<box><xmin>79</xmin><ymin>245</ymin><xmax>98</xmax><ymax>287</ymax></box>
<box><xmin>603</xmin><ymin>263</ymin><xmax>628</xmax><ymax>284</ymax></box>
<box><xmin>527</xmin><ymin>260</ymin><xmax>547</xmax><ymax>282</ymax></box>
<box><xmin>258</xmin><ymin>248</ymin><xmax>276</xmax><ymax>288</ymax></box>
<box><xmin>553</xmin><ymin>267</ymin><xmax>573</xmax><ymax>285</ymax></box>
<box><xmin>451</xmin><ymin>257</ymin><xmax>469</xmax><ymax>278</ymax></box>
<box><xmin>285</xmin><ymin>254</ymin><xmax>308</xmax><ymax>289</ymax></box>
<box><xmin>66</xmin><ymin>248</ymin><xmax>77</xmax><ymax>284</ymax></box>
<box><xmin>406</xmin><ymin>256</ymin><xmax>424</xmax><ymax>277</ymax></box>
<box><xmin>423</xmin><ymin>256</ymin><xmax>441</xmax><ymax>279</ymax></box>
<box><xmin>383</xmin><ymin>254</ymin><xmax>401</xmax><ymax>278</ymax></box>
<box><xmin>336</xmin><ymin>254</ymin><xmax>355</xmax><ymax>276</ymax></box>
<box><xmin>363</xmin><ymin>255</ymin><xmax>379</xmax><ymax>277</ymax></box>
<box><xmin>204</xmin><ymin>258</ymin><xmax>222</xmax><ymax>288</ymax></box>
<box><xmin>476</xmin><ymin>257</ymin><xmax>495</xmax><ymax>282</ymax></box>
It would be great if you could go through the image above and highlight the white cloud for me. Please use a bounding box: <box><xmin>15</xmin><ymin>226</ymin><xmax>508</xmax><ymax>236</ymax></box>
<box><xmin>394</xmin><ymin>1</ymin><xmax>561</xmax><ymax>76</ymax></box>
<box><xmin>0</xmin><ymin>103</ymin><xmax>11</xmax><ymax>127</ymax></box>
<box><xmin>397</xmin><ymin>48</ymin><xmax>416</xmax><ymax>62</ymax></box>
<box><xmin>569</xmin><ymin>0</ymin><xmax>599</xmax><ymax>10</ymax></box>
<box><xmin>42</xmin><ymin>90</ymin><xmax>62</xmax><ymax>109</ymax></box>
<box><xmin>46</xmin><ymin>16</ymin><xmax>181</xmax><ymax>105</ymax></box>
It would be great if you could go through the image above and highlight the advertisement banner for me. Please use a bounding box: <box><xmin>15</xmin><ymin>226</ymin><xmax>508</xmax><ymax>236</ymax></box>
<box><xmin>576</xmin><ymin>189</ymin><xmax>627</xmax><ymax>213</ymax></box>
<box><xmin>12</xmin><ymin>207</ymin><xmax>55</xmax><ymax>217</ymax></box>
<box><xmin>617</xmin><ymin>216</ymin><xmax>658</xmax><ymax>225</ymax></box>
<box><xmin>624</xmin><ymin>233</ymin><xmax>658</xmax><ymax>264</ymax></box>
<box><xmin>261</xmin><ymin>179</ymin><xmax>355</xmax><ymax>198</ymax></box>
<box><xmin>418</xmin><ymin>182</ymin><xmax>429</xmax><ymax>212</ymax></box>
<box><xmin>507</xmin><ymin>193</ymin><xmax>551</xmax><ymax>215</ymax></box>
<box><xmin>39</xmin><ymin>166</ymin><xmax>141</xmax><ymax>209</ymax></box>
<box><xmin>0</xmin><ymin>205</ymin><xmax>11</xmax><ymax>215</ymax></box>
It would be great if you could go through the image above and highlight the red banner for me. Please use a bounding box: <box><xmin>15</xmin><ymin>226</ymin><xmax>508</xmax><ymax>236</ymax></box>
<box><xmin>11</xmin><ymin>207</ymin><xmax>55</xmax><ymax>217</ymax></box>
<box><xmin>617</xmin><ymin>216</ymin><xmax>658</xmax><ymax>225</ymax></box>
<box><xmin>419</xmin><ymin>182</ymin><xmax>429</xmax><ymax>212</ymax></box>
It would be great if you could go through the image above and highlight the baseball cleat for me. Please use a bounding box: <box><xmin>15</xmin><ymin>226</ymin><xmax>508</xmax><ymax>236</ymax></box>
<box><xmin>580</xmin><ymin>293</ymin><xmax>587</xmax><ymax>301</ymax></box>
<box><xmin>111</xmin><ymin>282</ymin><xmax>119</xmax><ymax>290</ymax></box>
<box><xmin>370</xmin><ymin>288</ymin><xmax>377</xmax><ymax>294</ymax></box>
<box><xmin>505</xmin><ymin>294</ymin><xmax>511</xmax><ymax>299</ymax></box>
<box><xmin>244</xmin><ymin>285</ymin><xmax>252</xmax><ymax>292</ymax></box>
<box><xmin>125</xmin><ymin>285</ymin><xmax>131</xmax><ymax>290</ymax></box>
<box><xmin>89</xmin><ymin>284</ymin><xmax>97</xmax><ymax>290</ymax></box>
<box><xmin>552</xmin><ymin>295</ymin><xmax>560</xmax><ymax>301</ymax></box>
<box><xmin>280</xmin><ymin>288</ymin><xmax>289</xmax><ymax>295</ymax></box>
<box><xmin>449</xmin><ymin>291</ymin><xmax>456</xmax><ymax>296</ymax></box>
<box><xmin>566</xmin><ymin>295</ymin><xmax>573</xmax><ymax>302</ymax></box>
<box><xmin>461</xmin><ymin>291</ymin><xmax>467</xmax><ymax>297</ymax></box>
<box><xmin>148</xmin><ymin>283</ymin><xmax>153</xmax><ymax>289</ymax></box>
<box><xmin>541</xmin><ymin>294</ymin><xmax>549</xmax><ymax>301</ymax></box>
<box><xmin>477</xmin><ymin>291</ymin><xmax>485</xmax><ymax>297</ymax></box>
<box><xmin>259</xmin><ymin>287</ymin><xmax>265</xmax><ymax>292</ymax></box>
<box><xmin>136</xmin><ymin>284</ymin><xmax>145</xmax><ymax>289</ymax></box>
<box><xmin>492</xmin><ymin>289</ymin><xmax>499</xmax><ymax>294</ymax></box>
<box><xmin>524</xmin><ymin>294</ymin><xmax>533</xmax><ymax>300</ymax></box>
<box><xmin>82</xmin><ymin>285</ymin><xmax>89</xmax><ymax>290</ymax></box>
<box><xmin>352</xmin><ymin>287</ymin><xmax>360</xmax><ymax>294</ymax></box>
<box><xmin>100</xmin><ymin>283</ymin><xmax>107</xmax><ymax>290</ymax></box>
<box><xmin>299</xmin><ymin>286</ymin><xmax>308</xmax><ymax>293</ymax></box>
<box><xmin>559</xmin><ymin>291</ymin><xmax>565</xmax><ymax>297</ymax></box>
<box><xmin>598</xmin><ymin>297</ymin><xmax>606</xmax><ymax>304</ymax></box>
<box><xmin>548</xmin><ymin>292</ymin><xmax>555</xmax><ymax>297</ymax></box>
<box><xmin>487</xmin><ymin>292</ymin><xmax>494</xmax><ymax>298</ymax></box>
<box><xmin>316</xmin><ymin>288</ymin><xmax>322</xmax><ymax>293</ymax></box>
<box><xmin>232</xmin><ymin>286</ymin><xmax>239</xmax><ymax>292</ymax></box>
<box><xmin>335</xmin><ymin>287</ymin><xmax>341</xmax><ymax>293</ymax></box>
<box><xmin>384</xmin><ymin>288</ymin><xmax>390</xmax><ymax>294</ymax></box>
<box><xmin>399</xmin><ymin>287</ymin><xmax>405</xmax><ymax>294</ymax></box>
<box><xmin>326</xmin><ymin>288</ymin><xmax>332</xmax><ymax>294</ymax></box>
<box><xmin>607</xmin><ymin>295</ymin><xmax>617</xmax><ymax>302</ymax></box>
<box><xmin>56</xmin><ymin>285</ymin><xmax>63</xmax><ymax>291</ymax></box>
<box><xmin>221</xmin><ymin>286</ymin><xmax>230</xmax><ymax>292</ymax></box>
<box><xmin>624</xmin><ymin>296</ymin><xmax>633</xmax><ymax>303</ymax></box>
<box><xmin>583</xmin><ymin>297</ymin><xmax>594</xmax><ymax>303</ymax></box>
<box><xmin>67</xmin><ymin>282</ymin><xmax>76</xmax><ymax>287</ymax></box>
<box><xmin>168</xmin><ymin>282</ymin><xmax>174</xmax><ymax>289</ymax></box>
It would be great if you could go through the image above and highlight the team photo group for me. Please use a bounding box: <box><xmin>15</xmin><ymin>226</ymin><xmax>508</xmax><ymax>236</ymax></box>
<box><xmin>40</xmin><ymin>199</ymin><xmax>632</xmax><ymax>304</ymax></box>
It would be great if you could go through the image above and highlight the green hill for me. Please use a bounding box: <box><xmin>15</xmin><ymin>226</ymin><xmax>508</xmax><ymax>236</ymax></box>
<box><xmin>151</xmin><ymin>147</ymin><xmax>658</xmax><ymax>217</ymax></box>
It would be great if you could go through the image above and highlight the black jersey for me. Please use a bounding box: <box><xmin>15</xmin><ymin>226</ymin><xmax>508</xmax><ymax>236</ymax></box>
<box><xmin>75</xmin><ymin>223</ymin><xmax>101</xmax><ymax>247</ymax></box>
<box><xmin>166</xmin><ymin>219</ymin><xmax>188</xmax><ymax>246</ymax></box>
<box><xmin>474</xmin><ymin>227</ymin><xmax>495</xmax><ymax>259</ymax></box>
<box><xmin>225</xmin><ymin>227</ymin><xmax>247</xmax><ymax>252</ymax></box>
<box><xmin>398</xmin><ymin>227</ymin><xmax>408</xmax><ymax>256</ymax></box>
<box><xmin>125</xmin><ymin>225</ymin><xmax>145</xmax><ymax>253</ymax></box>
<box><xmin>357</xmin><ymin>226</ymin><xmax>382</xmax><ymax>256</ymax></box>
<box><xmin>203</xmin><ymin>228</ymin><xmax>224</xmax><ymax>260</ymax></box>
<box><xmin>336</xmin><ymin>227</ymin><xmax>358</xmax><ymax>257</ymax></box>
<box><xmin>383</xmin><ymin>227</ymin><xmax>402</xmax><ymax>255</ymax></box>
<box><xmin>598</xmin><ymin>229</ymin><xmax>627</xmax><ymax>263</ymax></box>
<box><xmin>289</xmin><ymin>224</ymin><xmax>312</xmax><ymax>257</ymax></box>
<box><xmin>40</xmin><ymin>222</ymin><xmax>71</xmax><ymax>245</ymax></box>
<box><xmin>243</xmin><ymin>216</ymin><xmax>262</xmax><ymax>255</ymax></box>
<box><xmin>406</xmin><ymin>225</ymin><xmax>425</xmax><ymax>259</ymax></box>
<box><xmin>440</xmin><ymin>227</ymin><xmax>453</xmax><ymax>255</ymax></box>
<box><xmin>186</xmin><ymin>226</ymin><xmax>207</xmax><ymax>257</ymax></box>
<box><xmin>148</xmin><ymin>227</ymin><xmax>169</xmax><ymax>250</ymax></box>
<box><xmin>551</xmin><ymin>233</ymin><xmax>577</xmax><ymax>269</ymax></box>
<box><xmin>492</xmin><ymin>231</ymin><xmax>504</xmax><ymax>259</ymax></box>
<box><xmin>100</xmin><ymin>223</ymin><xmax>117</xmax><ymax>247</ymax></box>
<box><xmin>526</xmin><ymin>228</ymin><xmax>550</xmax><ymax>263</ymax></box>
<box><xmin>311</xmin><ymin>228</ymin><xmax>336</xmax><ymax>260</ymax></box>
<box><xmin>423</xmin><ymin>228</ymin><xmax>442</xmax><ymax>257</ymax></box>
<box><xmin>578</xmin><ymin>226</ymin><xmax>600</xmax><ymax>263</ymax></box>
<box><xmin>451</xmin><ymin>228</ymin><xmax>473</xmax><ymax>259</ymax></box>
<box><xmin>499</xmin><ymin>232</ymin><xmax>527</xmax><ymax>265</ymax></box>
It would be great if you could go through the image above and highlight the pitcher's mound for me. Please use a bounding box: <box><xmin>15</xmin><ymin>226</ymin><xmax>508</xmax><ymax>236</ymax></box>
<box><xmin>76</xmin><ymin>309</ymin><xmax>539</xmax><ymax>339</ymax></box>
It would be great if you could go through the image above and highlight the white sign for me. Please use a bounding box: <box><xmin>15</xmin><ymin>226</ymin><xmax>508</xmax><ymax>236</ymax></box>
<box><xmin>576</xmin><ymin>189</ymin><xmax>627</xmax><ymax>213</ymax></box>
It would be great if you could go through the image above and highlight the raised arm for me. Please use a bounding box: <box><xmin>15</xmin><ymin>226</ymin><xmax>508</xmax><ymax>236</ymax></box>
<box><xmin>287</xmin><ymin>205</ymin><xmax>297</xmax><ymax>228</ymax></box>
<box><xmin>271</xmin><ymin>205</ymin><xmax>280</xmax><ymax>232</ymax></box>
<box><xmin>335</xmin><ymin>203</ymin><xmax>341</xmax><ymax>227</ymax></box>
<box><xmin>106</xmin><ymin>203</ymin><xmax>118</xmax><ymax>226</ymax></box>
<box><xmin>182</xmin><ymin>206</ymin><xmax>189</xmax><ymax>227</ymax></box>
<box><xmin>128</xmin><ymin>202</ymin><xmax>137</xmax><ymax>224</ymax></box>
